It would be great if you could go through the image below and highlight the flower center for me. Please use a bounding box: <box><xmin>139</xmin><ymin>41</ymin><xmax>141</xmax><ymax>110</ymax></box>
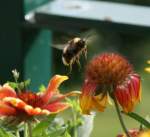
<box><xmin>85</xmin><ymin>53</ymin><xmax>133</xmax><ymax>86</ymax></box>
<box><xmin>18</xmin><ymin>92</ymin><xmax>42</xmax><ymax>107</ymax></box>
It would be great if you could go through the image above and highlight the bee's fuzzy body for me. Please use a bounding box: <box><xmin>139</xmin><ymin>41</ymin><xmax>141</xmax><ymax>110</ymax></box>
<box><xmin>62</xmin><ymin>37</ymin><xmax>87</xmax><ymax>69</ymax></box>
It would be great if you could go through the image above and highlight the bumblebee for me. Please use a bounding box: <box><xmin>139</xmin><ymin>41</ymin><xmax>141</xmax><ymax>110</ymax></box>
<box><xmin>62</xmin><ymin>37</ymin><xmax>87</xmax><ymax>71</ymax></box>
<box><xmin>52</xmin><ymin>30</ymin><xmax>98</xmax><ymax>72</ymax></box>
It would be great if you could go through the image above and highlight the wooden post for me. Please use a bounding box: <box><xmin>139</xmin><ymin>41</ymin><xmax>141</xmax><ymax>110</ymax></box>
<box><xmin>24</xmin><ymin>0</ymin><xmax>52</xmax><ymax>90</ymax></box>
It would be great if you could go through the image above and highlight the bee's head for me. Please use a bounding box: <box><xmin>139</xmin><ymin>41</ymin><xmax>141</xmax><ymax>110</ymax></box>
<box><xmin>73</xmin><ymin>37</ymin><xmax>86</xmax><ymax>48</ymax></box>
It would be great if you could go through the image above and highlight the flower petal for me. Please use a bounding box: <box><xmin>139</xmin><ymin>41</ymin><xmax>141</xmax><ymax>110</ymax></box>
<box><xmin>47</xmin><ymin>75</ymin><xmax>68</xmax><ymax>93</ymax></box>
<box><xmin>139</xmin><ymin>130</ymin><xmax>150</xmax><ymax>137</ymax></box>
<box><xmin>130</xmin><ymin>74</ymin><xmax>141</xmax><ymax>102</ymax></box>
<box><xmin>80</xmin><ymin>81</ymin><xmax>97</xmax><ymax>114</ymax></box>
<box><xmin>48</xmin><ymin>91</ymin><xmax>81</xmax><ymax>105</ymax></box>
<box><xmin>42</xmin><ymin>102</ymin><xmax>70</xmax><ymax>114</ymax></box>
<box><xmin>145</xmin><ymin>67</ymin><xmax>150</xmax><ymax>73</ymax></box>
<box><xmin>92</xmin><ymin>93</ymin><xmax>109</xmax><ymax>112</ymax></box>
<box><xmin>80</xmin><ymin>93</ymin><xmax>94</xmax><ymax>114</ymax></box>
<box><xmin>147</xmin><ymin>60</ymin><xmax>150</xmax><ymax>64</ymax></box>
<box><xmin>115</xmin><ymin>74</ymin><xmax>141</xmax><ymax>113</ymax></box>
<box><xmin>115</xmin><ymin>85</ymin><xmax>133</xmax><ymax>113</ymax></box>
<box><xmin>3</xmin><ymin>97</ymin><xmax>50</xmax><ymax>115</ymax></box>
<box><xmin>0</xmin><ymin>84</ymin><xmax>16</xmax><ymax>99</ymax></box>
<box><xmin>41</xmin><ymin>75</ymin><xmax>68</xmax><ymax>104</ymax></box>
<box><xmin>0</xmin><ymin>101</ymin><xmax>16</xmax><ymax>116</ymax></box>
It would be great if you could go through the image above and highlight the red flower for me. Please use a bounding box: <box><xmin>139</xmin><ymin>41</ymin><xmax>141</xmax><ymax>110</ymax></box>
<box><xmin>115</xmin><ymin>74</ymin><xmax>141</xmax><ymax>113</ymax></box>
<box><xmin>80</xmin><ymin>53</ymin><xmax>141</xmax><ymax>114</ymax></box>
<box><xmin>0</xmin><ymin>75</ymin><xmax>74</xmax><ymax>120</ymax></box>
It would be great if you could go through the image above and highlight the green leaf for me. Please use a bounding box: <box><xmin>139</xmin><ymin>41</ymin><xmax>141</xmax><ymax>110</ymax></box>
<box><xmin>48</xmin><ymin>126</ymin><xmax>67</xmax><ymax>137</ymax></box>
<box><xmin>0</xmin><ymin>127</ymin><xmax>15</xmax><ymax>137</ymax></box>
<box><xmin>123</xmin><ymin>112</ymin><xmax>150</xmax><ymax>128</ymax></box>
<box><xmin>7</xmin><ymin>82</ymin><xmax>18</xmax><ymax>89</ymax></box>
<box><xmin>32</xmin><ymin>115</ymin><xmax>55</xmax><ymax>137</ymax></box>
<box><xmin>66</xmin><ymin>98</ymin><xmax>81</xmax><ymax>113</ymax></box>
<box><xmin>0</xmin><ymin>117</ymin><xmax>21</xmax><ymax>132</ymax></box>
<box><xmin>39</xmin><ymin>84</ymin><xmax>46</xmax><ymax>92</ymax></box>
<box><xmin>19</xmin><ymin>79</ymin><xmax>31</xmax><ymax>89</ymax></box>
<box><xmin>62</xmin><ymin>131</ymin><xmax>71</xmax><ymax>137</ymax></box>
<box><xmin>8</xmin><ymin>79</ymin><xmax>31</xmax><ymax>91</ymax></box>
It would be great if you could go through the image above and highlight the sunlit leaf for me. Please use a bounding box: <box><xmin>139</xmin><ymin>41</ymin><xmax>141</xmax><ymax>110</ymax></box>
<box><xmin>8</xmin><ymin>79</ymin><xmax>31</xmax><ymax>90</ymax></box>
<box><xmin>0</xmin><ymin>117</ymin><xmax>23</xmax><ymax>132</ymax></box>
<box><xmin>19</xmin><ymin>79</ymin><xmax>31</xmax><ymax>89</ymax></box>
<box><xmin>62</xmin><ymin>131</ymin><xmax>71</xmax><ymax>137</ymax></box>
<box><xmin>48</xmin><ymin>126</ymin><xmax>67</xmax><ymax>137</ymax></box>
<box><xmin>0</xmin><ymin>127</ymin><xmax>15</xmax><ymax>137</ymax></box>
<box><xmin>7</xmin><ymin>82</ymin><xmax>18</xmax><ymax>89</ymax></box>
<box><xmin>32</xmin><ymin>115</ymin><xmax>55</xmax><ymax>137</ymax></box>
<box><xmin>39</xmin><ymin>84</ymin><xmax>46</xmax><ymax>92</ymax></box>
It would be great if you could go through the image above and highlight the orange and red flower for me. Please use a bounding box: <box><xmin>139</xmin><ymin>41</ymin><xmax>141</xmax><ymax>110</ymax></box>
<box><xmin>0</xmin><ymin>75</ymin><xmax>76</xmax><ymax>120</ymax></box>
<box><xmin>80</xmin><ymin>53</ymin><xmax>141</xmax><ymax>114</ymax></box>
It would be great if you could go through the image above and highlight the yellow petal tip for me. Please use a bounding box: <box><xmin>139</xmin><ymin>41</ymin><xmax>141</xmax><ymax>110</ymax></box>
<box><xmin>55</xmin><ymin>75</ymin><xmax>69</xmax><ymax>81</ymax></box>
<box><xmin>145</xmin><ymin>68</ymin><xmax>150</xmax><ymax>73</ymax></box>
<box><xmin>147</xmin><ymin>60</ymin><xmax>150</xmax><ymax>64</ymax></box>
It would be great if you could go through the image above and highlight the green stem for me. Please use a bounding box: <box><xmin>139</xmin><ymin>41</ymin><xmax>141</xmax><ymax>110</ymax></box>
<box><xmin>122</xmin><ymin>112</ymin><xmax>150</xmax><ymax>128</ymax></box>
<box><xmin>14</xmin><ymin>80</ymin><xmax>21</xmax><ymax>93</ymax></box>
<box><xmin>24</xmin><ymin>123</ymin><xmax>28</xmax><ymax>137</ymax></box>
<box><xmin>72</xmin><ymin>108</ymin><xmax>77</xmax><ymax>137</ymax></box>
<box><xmin>112</xmin><ymin>93</ymin><xmax>131</xmax><ymax>137</ymax></box>
<box><xmin>15</xmin><ymin>130</ymin><xmax>20</xmax><ymax>137</ymax></box>
<box><xmin>27</xmin><ymin>122</ymin><xmax>32</xmax><ymax>137</ymax></box>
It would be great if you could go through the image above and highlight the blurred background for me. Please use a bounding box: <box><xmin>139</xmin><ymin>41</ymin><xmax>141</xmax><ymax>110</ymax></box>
<box><xmin>0</xmin><ymin>0</ymin><xmax>150</xmax><ymax>136</ymax></box>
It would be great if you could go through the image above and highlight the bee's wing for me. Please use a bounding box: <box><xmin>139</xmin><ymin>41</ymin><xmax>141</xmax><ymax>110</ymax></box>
<box><xmin>52</xmin><ymin>33</ymin><xmax>72</xmax><ymax>50</ymax></box>
<box><xmin>80</xmin><ymin>29</ymin><xmax>99</xmax><ymax>45</ymax></box>
<box><xmin>51</xmin><ymin>43</ymin><xmax>66</xmax><ymax>50</ymax></box>
<box><xmin>51</xmin><ymin>29</ymin><xmax>99</xmax><ymax>50</ymax></box>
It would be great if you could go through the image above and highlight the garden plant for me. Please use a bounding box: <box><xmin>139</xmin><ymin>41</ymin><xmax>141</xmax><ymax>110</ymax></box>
<box><xmin>0</xmin><ymin>53</ymin><xmax>149</xmax><ymax>137</ymax></box>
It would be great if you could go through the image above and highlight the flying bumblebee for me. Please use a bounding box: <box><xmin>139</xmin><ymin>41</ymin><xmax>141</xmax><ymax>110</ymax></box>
<box><xmin>62</xmin><ymin>37</ymin><xmax>87</xmax><ymax>71</ymax></box>
<box><xmin>52</xmin><ymin>30</ymin><xmax>99</xmax><ymax>72</ymax></box>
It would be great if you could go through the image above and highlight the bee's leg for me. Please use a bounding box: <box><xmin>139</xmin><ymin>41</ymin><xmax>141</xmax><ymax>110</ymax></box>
<box><xmin>67</xmin><ymin>66</ymin><xmax>72</xmax><ymax>75</ymax></box>
<box><xmin>76</xmin><ymin>57</ymin><xmax>81</xmax><ymax>70</ymax></box>
<box><xmin>83</xmin><ymin>47</ymin><xmax>87</xmax><ymax>59</ymax></box>
<box><xmin>70</xmin><ymin>64</ymin><xmax>72</xmax><ymax>72</ymax></box>
<box><xmin>67</xmin><ymin>63</ymin><xmax>72</xmax><ymax>74</ymax></box>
